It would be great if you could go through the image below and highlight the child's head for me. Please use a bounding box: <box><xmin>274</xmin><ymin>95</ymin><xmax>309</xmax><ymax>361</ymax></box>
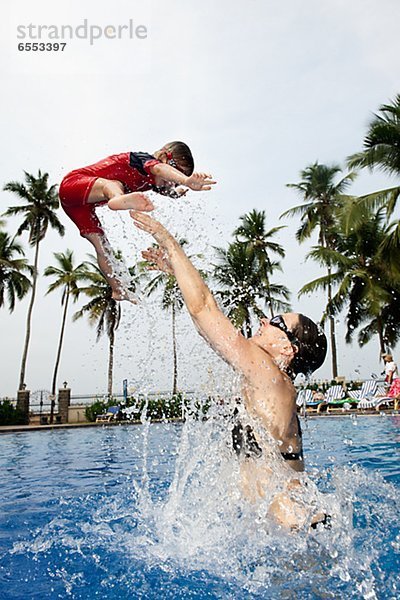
<box><xmin>158</xmin><ymin>141</ymin><xmax>194</xmax><ymax>176</ymax></box>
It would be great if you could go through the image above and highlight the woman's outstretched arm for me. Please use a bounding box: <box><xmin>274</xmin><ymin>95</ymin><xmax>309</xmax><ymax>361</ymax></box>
<box><xmin>131</xmin><ymin>211</ymin><xmax>255</xmax><ymax>373</ymax></box>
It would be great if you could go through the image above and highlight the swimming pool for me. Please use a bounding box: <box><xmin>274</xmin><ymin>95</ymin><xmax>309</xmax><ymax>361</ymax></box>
<box><xmin>1</xmin><ymin>415</ymin><xmax>399</xmax><ymax>599</ymax></box>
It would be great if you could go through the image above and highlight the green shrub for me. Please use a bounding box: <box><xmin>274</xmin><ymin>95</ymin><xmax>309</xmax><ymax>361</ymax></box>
<box><xmin>85</xmin><ymin>400</ymin><xmax>107</xmax><ymax>422</ymax></box>
<box><xmin>0</xmin><ymin>399</ymin><xmax>28</xmax><ymax>425</ymax></box>
<box><xmin>85</xmin><ymin>393</ymin><xmax>212</xmax><ymax>423</ymax></box>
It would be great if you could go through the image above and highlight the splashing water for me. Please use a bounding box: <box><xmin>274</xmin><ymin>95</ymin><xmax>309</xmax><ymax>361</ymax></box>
<box><xmin>2</xmin><ymin>414</ymin><xmax>399</xmax><ymax>599</ymax></box>
<box><xmin>3</xmin><ymin>201</ymin><xmax>398</xmax><ymax>597</ymax></box>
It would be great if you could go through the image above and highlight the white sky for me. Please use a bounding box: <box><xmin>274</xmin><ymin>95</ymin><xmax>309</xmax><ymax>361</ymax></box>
<box><xmin>1</xmin><ymin>0</ymin><xmax>399</xmax><ymax>397</ymax></box>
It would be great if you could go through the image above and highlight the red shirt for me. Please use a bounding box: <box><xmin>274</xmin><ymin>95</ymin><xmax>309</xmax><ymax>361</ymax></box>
<box><xmin>68</xmin><ymin>152</ymin><xmax>160</xmax><ymax>193</ymax></box>
<box><xmin>59</xmin><ymin>151</ymin><xmax>162</xmax><ymax>236</ymax></box>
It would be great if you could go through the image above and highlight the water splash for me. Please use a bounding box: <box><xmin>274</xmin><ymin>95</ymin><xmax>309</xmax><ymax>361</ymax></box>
<box><xmin>7</xmin><ymin>413</ymin><xmax>400</xmax><ymax>598</ymax></box>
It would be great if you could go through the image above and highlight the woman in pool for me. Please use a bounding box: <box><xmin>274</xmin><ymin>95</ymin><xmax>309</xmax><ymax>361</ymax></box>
<box><xmin>131</xmin><ymin>210</ymin><xmax>328</xmax><ymax>528</ymax></box>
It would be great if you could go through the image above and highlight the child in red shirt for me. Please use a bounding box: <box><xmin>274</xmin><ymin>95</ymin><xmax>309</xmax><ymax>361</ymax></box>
<box><xmin>59</xmin><ymin>141</ymin><xmax>215</xmax><ymax>300</ymax></box>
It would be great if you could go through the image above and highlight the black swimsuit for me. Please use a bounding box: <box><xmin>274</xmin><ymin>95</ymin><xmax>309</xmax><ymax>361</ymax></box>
<box><xmin>232</xmin><ymin>414</ymin><xmax>303</xmax><ymax>462</ymax></box>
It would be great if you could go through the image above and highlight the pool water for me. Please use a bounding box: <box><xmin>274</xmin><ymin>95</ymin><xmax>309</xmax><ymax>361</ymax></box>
<box><xmin>0</xmin><ymin>414</ymin><xmax>399</xmax><ymax>599</ymax></box>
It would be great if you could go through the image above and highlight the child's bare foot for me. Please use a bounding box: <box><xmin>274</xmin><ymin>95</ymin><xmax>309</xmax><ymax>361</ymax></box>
<box><xmin>128</xmin><ymin>193</ymin><xmax>154</xmax><ymax>212</ymax></box>
<box><xmin>108</xmin><ymin>193</ymin><xmax>154</xmax><ymax>212</ymax></box>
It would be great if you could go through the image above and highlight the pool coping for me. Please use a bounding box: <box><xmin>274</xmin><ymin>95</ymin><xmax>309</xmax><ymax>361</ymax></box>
<box><xmin>0</xmin><ymin>410</ymin><xmax>399</xmax><ymax>434</ymax></box>
<box><xmin>0</xmin><ymin>418</ymin><xmax>184</xmax><ymax>434</ymax></box>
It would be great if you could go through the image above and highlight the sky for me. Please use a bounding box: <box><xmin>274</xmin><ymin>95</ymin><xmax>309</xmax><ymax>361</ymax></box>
<box><xmin>0</xmin><ymin>0</ymin><xmax>399</xmax><ymax>398</ymax></box>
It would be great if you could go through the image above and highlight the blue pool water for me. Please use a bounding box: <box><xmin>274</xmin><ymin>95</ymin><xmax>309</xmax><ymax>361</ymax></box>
<box><xmin>0</xmin><ymin>414</ymin><xmax>399</xmax><ymax>599</ymax></box>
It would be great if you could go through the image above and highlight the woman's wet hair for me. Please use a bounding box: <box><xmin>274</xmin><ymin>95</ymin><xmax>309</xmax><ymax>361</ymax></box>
<box><xmin>289</xmin><ymin>314</ymin><xmax>327</xmax><ymax>377</ymax></box>
<box><xmin>165</xmin><ymin>141</ymin><xmax>194</xmax><ymax>176</ymax></box>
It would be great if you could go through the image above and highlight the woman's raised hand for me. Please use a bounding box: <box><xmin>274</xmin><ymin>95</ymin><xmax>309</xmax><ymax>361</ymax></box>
<box><xmin>141</xmin><ymin>247</ymin><xmax>174</xmax><ymax>275</ymax></box>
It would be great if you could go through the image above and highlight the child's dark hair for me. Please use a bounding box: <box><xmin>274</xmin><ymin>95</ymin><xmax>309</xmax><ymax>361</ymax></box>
<box><xmin>165</xmin><ymin>141</ymin><xmax>194</xmax><ymax>176</ymax></box>
<box><xmin>289</xmin><ymin>314</ymin><xmax>327</xmax><ymax>378</ymax></box>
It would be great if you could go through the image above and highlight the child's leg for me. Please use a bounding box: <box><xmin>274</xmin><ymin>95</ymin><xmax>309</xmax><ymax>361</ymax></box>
<box><xmin>107</xmin><ymin>190</ymin><xmax>154</xmax><ymax>212</ymax></box>
<box><xmin>84</xmin><ymin>232</ymin><xmax>136</xmax><ymax>302</ymax></box>
<box><xmin>87</xmin><ymin>178</ymin><xmax>154</xmax><ymax>212</ymax></box>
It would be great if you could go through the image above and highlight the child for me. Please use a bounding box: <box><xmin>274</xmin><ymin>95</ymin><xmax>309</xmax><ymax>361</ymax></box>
<box><xmin>59</xmin><ymin>141</ymin><xmax>216</xmax><ymax>300</ymax></box>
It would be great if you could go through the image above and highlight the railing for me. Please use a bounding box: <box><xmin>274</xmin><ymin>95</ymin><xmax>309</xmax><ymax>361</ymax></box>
<box><xmin>0</xmin><ymin>390</ymin><xmax>202</xmax><ymax>415</ymax></box>
<box><xmin>68</xmin><ymin>390</ymin><xmax>199</xmax><ymax>406</ymax></box>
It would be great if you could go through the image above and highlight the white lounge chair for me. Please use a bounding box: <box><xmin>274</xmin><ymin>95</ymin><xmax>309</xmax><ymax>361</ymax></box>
<box><xmin>324</xmin><ymin>384</ymin><xmax>345</xmax><ymax>402</ymax></box>
<box><xmin>296</xmin><ymin>389</ymin><xmax>314</xmax><ymax>407</ymax></box>
<box><xmin>350</xmin><ymin>380</ymin><xmax>378</xmax><ymax>401</ymax></box>
<box><xmin>358</xmin><ymin>386</ymin><xmax>393</xmax><ymax>410</ymax></box>
<box><xmin>316</xmin><ymin>384</ymin><xmax>345</xmax><ymax>413</ymax></box>
<box><xmin>374</xmin><ymin>396</ymin><xmax>399</xmax><ymax>411</ymax></box>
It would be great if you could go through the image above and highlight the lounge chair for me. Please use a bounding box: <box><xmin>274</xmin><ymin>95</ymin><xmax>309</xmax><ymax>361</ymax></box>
<box><xmin>357</xmin><ymin>386</ymin><xmax>395</xmax><ymax>410</ymax></box>
<box><xmin>350</xmin><ymin>380</ymin><xmax>378</xmax><ymax>401</ymax></box>
<box><xmin>296</xmin><ymin>389</ymin><xmax>314</xmax><ymax>407</ymax></box>
<box><xmin>374</xmin><ymin>396</ymin><xmax>400</xmax><ymax>411</ymax></box>
<box><xmin>324</xmin><ymin>384</ymin><xmax>345</xmax><ymax>403</ymax></box>
<box><xmin>327</xmin><ymin>380</ymin><xmax>378</xmax><ymax>409</ymax></box>
<box><xmin>317</xmin><ymin>384</ymin><xmax>345</xmax><ymax>413</ymax></box>
<box><xmin>95</xmin><ymin>405</ymin><xmax>121</xmax><ymax>422</ymax></box>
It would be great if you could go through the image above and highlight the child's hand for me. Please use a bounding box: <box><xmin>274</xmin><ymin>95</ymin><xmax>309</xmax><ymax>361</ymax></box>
<box><xmin>175</xmin><ymin>186</ymin><xmax>189</xmax><ymax>197</ymax></box>
<box><xmin>141</xmin><ymin>247</ymin><xmax>174</xmax><ymax>275</ymax></box>
<box><xmin>186</xmin><ymin>173</ymin><xmax>216</xmax><ymax>191</ymax></box>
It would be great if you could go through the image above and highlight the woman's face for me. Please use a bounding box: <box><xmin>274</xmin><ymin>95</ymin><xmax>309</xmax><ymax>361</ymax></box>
<box><xmin>255</xmin><ymin>313</ymin><xmax>300</xmax><ymax>357</ymax></box>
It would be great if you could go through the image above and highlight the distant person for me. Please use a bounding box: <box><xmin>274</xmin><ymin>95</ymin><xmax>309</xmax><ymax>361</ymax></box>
<box><xmin>381</xmin><ymin>354</ymin><xmax>400</xmax><ymax>399</ymax></box>
<box><xmin>131</xmin><ymin>210</ymin><xmax>328</xmax><ymax>530</ymax></box>
<box><xmin>59</xmin><ymin>142</ymin><xmax>216</xmax><ymax>301</ymax></box>
<box><xmin>312</xmin><ymin>390</ymin><xmax>325</xmax><ymax>402</ymax></box>
<box><xmin>382</xmin><ymin>354</ymin><xmax>398</xmax><ymax>386</ymax></box>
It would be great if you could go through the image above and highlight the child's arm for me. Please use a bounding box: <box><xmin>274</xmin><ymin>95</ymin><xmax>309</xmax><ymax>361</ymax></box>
<box><xmin>150</xmin><ymin>163</ymin><xmax>216</xmax><ymax>191</ymax></box>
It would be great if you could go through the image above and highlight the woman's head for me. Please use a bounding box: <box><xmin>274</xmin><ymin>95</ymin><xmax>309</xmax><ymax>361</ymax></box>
<box><xmin>259</xmin><ymin>313</ymin><xmax>327</xmax><ymax>378</ymax></box>
<box><xmin>289</xmin><ymin>313</ymin><xmax>327</xmax><ymax>377</ymax></box>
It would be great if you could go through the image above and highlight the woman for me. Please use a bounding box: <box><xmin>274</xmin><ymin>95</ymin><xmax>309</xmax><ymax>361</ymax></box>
<box><xmin>131</xmin><ymin>211</ymin><xmax>328</xmax><ymax>528</ymax></box>
<box><xmin>383</xmin><ymin>354</ymin><xmax>398</xmax><ymax>386</ymax></box>
<box><xmin>382</xmin><ymin>354</ymin><xmax>400</xmax><ymax>399</ymax></box>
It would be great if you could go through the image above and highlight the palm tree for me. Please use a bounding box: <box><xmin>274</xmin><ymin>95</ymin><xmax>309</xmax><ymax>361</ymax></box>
<box><xmin>44</xmin><ymin>249</ymin><xmax>88</xmax><ymax>421</ymax></box>
<box><xmin>3</xmin><ymin>171</ymin><xmax>65</xmax><ymax>389</ymax></box>
<box><xmin>282</xmin><ymin>162</ymin><xmax>356</xmax><ymax>378</ymax></box>
<box><xmin>347</xmin><ymin>94</ymin><xmax>400</xmax><ymax>217</ymax></box>
<box><xmin>0</xmin><ymin>229</ymin><xmax>31</xmax><ymax>312</ymax></box>
<box><xmin>73</xmin><ymin>258</ymin><xmax>121</xmax><ymax>397</ymax></box>
<box><xmin>143</xmin><ymin>240</ymin><xmax>194</xmax><ymax>395</ymax></box>
<box><xmin>347</xmin><ymin>95</ymin><xmax>400</xmax><ymax>277</ymax></box>
<box><xmin>299</xmin><ymin>201</ymin><xmax>400</xmax><ymax>355</ymax></box>
<box><xmin>213</xmin><ymin>240</ymin><xmax>291</xmax><ymax>337</ymax></box>
<box><xmin>233</xmin><ymin>209</ymin><xmax>288</xmax><ymax>317</ymax></box>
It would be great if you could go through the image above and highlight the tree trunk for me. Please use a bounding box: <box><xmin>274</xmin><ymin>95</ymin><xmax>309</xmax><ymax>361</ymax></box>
<box><xmin>376</xmin><ymin>318</ymin><xmax>386</xmax><ymax>356</ymax></box>
<box><xmin>245</xmin><ymin>314</ymin><xmax>252</xmax><ymax>338</ymax></box>
<box><xmin>18</xmin><ymin>239</ymin><xmax>40</xmax><ymax>390</ymax></box>
<box><xmin>327</xmin><ymin>267</ymin><xmax>338</xmax><ymax>379</ymax></box>
<box><xmin>50</xmin><ymin>286</ymin><xmax>70</xmax><ymax>422</ymax></box>
<box><xmin>267</xmin><ymin>286</ymin><xmax>275</xmax><ymax>318</ymax></box>
<box><xmin>172</xmin><ymin>304</ymin><xmax>178</xmax><ymax>396</ymax></box>
<box><xmin>108</xmin><ymin>328</ymin><xmax>115</xmax><ymax>398</ymax></box>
